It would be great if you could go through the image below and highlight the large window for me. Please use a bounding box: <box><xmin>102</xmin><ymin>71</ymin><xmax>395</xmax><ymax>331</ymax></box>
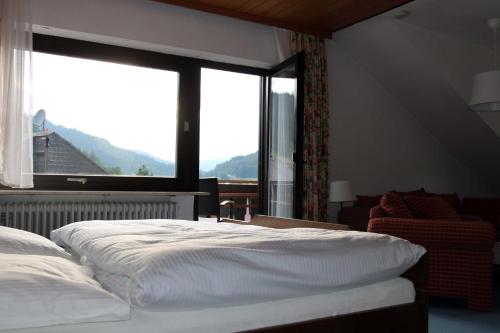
<box><xmin>30</xmin><ymin>34</ymin><xmax>304</xmax><ymax>219</ymax></box>
<box><xmin>33</xmin><ymin>52</ymin><xmax>179</xmax><ymax>177</ymax></box>
<box><xmin>199</xmin><ymin>68</ymin><xmax>260</xmax><ymax>180</ymax></box>
<box><xmin>31</xmin><ymin>34</ymin><xmax>266</xmax><ymax>192</ymax></box>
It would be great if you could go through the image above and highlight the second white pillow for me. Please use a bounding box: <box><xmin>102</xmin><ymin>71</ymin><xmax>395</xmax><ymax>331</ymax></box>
<box><xmin>0</xmin><ymin>226</ymin><xmax>70</xmax><ymax>258</ymax></box>
<box><xmin>0</xmin><ymin>253</ymin><xmax>130</xmax><ymax>330</ymax></box>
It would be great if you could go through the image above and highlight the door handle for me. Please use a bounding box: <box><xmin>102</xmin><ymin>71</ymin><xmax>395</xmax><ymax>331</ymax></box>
<box><xmin>67</xmin><ymin>177</ymin><xmax>87</xmax><ymax>184</ymax></box>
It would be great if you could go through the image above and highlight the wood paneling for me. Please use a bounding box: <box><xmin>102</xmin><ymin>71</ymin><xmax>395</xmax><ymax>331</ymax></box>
<box><xmin>152</xmin><ymin>0</ymin><xmax>413</xmax><ymax>38</ymax></box>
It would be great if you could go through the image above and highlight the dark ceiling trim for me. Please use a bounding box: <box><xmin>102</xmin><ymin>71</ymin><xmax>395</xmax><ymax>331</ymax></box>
<box><xmin>151</xmin><ymin>0</ymin><xmax>332</xmax><ymax>38</ymax></box>
<box><xmin>150</xmin><ymin>0</ymin><xmax>414</xmax><ymax>39</ymax></box>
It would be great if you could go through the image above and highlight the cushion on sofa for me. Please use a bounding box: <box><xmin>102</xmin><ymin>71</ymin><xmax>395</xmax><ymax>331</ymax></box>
<box><xmin>380</xmin><ymin>192</ymin><xmax>413</xmax><ymax>219</ymax></box>
<box><xmin>404</xmin><ymin>195</ymin><xmax>461</xmax><ymax>221</ymax></box>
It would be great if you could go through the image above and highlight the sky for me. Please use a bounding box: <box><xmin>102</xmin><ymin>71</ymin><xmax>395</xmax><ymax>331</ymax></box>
<box><xmin>33</xmin><ymin>52</ymin><xmax>295</xmax><ymax>168</ymax></box>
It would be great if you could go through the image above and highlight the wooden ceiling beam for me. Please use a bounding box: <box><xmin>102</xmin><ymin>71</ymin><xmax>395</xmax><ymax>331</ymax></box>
<box><xmin>150</xmin><ymin>0</ymin><xmax>414</xmax><ymax>39</ymax></box>
<box><xmin>152</xmin><ymin>0</ymin><xmax>332</xmax><ymax>38</ymax></box>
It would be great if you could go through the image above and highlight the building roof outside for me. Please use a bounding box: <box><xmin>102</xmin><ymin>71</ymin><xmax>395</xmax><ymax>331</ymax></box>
<box><xmin>33</xmin><ymin>132</ymin><xmax>107</xmax><ymax>175</ymax></box>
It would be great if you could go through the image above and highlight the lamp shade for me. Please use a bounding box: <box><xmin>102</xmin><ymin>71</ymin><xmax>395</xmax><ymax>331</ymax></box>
<box><xmin>470</xmin><ymin>70</ymin><xmax>500</xmax><ymax>111</ymax></box>
<box><xmin>328</xmin><ymin>181</ymin><xmax>355</xmax><ymax>203</ymax></box>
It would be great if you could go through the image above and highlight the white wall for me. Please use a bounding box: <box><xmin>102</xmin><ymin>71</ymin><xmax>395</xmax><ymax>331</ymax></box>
<box><xmin>325</xmin><ymin>2</ymin><xmax>500</xmax><ymax>218</ymax></box>
<box><xmin>327</xmin><ymin>39</ymin><xmax>492</xmax><ymax>200</ymax></box>
<box><xmin>30</xmin><ymin>0</ymin><xmax>279</xmax><ymax>68</ymax></box>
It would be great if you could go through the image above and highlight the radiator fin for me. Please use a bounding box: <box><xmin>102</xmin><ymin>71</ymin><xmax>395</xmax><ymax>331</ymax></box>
<box><xmin>0</xmin><ymin>200</ymin><xmax>176</xmax><ymax>238</ymax></box>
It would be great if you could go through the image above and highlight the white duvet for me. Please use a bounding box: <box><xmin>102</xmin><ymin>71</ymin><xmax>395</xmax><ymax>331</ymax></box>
<box><xmin>51</xmin><ymin>219</ymin><xmax>426</xmax><ymax>307</ymax></box>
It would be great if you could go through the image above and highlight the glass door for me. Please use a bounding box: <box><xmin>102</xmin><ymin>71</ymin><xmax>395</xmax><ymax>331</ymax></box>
<box><xmin>260</xmin><ymin>53</ymin><xmax>304</xmax><ymax>218</ymax></box>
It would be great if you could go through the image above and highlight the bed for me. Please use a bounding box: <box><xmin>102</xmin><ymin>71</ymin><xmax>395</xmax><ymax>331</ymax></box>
<box><xmin>0</xmin><ymin>216</ymin><xmax>428</xmax><ymax>333</ymax></box>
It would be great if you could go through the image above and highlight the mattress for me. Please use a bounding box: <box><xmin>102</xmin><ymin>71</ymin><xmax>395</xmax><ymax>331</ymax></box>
<box><xmin>4</xmin><ymin>277</ymin><xmax>414</xmax><ymax>333</ymax></box>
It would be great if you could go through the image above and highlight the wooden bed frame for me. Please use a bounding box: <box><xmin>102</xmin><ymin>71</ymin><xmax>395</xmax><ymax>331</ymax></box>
<box><xmin>3</xmin><ymin>215</ymin><xmax>427</xmax><ymax>333</ymax></box>
<box><xmin>222</xmin><ymin>215</ymin><xmax>428</xmax><ymax>333</ymax></box>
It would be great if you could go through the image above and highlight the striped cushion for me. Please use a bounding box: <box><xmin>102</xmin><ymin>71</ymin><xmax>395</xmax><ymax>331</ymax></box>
<box><xmin>404</xmin><ymin>195</ymin><xmax>460</xmax><ymax>221</ymax></box>
<box><xmin>380</xmin><ymin>192</ymin><xmax>413</xmax><ymax>219</ymax></box>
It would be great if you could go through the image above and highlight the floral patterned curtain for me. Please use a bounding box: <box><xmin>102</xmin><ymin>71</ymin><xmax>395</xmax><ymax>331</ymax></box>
<box><xmin>290</xmin><ymin>32</ymin><xmax>329</xmax><ymax>221</ymax></box>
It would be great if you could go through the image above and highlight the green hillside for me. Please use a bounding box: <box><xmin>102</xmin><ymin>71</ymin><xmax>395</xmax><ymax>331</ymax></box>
<box><xmin>46</xmin><ymin>121</ymin><xmax>175</xmax><ymax>176</ymax></box>
<box><xmin>201</xmin><ymin>152</ymin><xmax>257</xmax><ymax>179</ymax></box>
<box><xmin>46</xmin><ymin>121</ymin><xmax>257</xmax><ymax>179</ymax></box>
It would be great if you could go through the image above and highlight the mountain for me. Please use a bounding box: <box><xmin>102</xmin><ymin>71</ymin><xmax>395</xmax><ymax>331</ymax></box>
<box><xmin>45</xmin><ymin>121</ymin><xmax>258</xmax><ymax>179</ymax></box>
<box><xmin>46</xmin><ymin>121</ymin><xmax>175</xmax><ymax>176</ymax></box>
<box><xmin>202</xmin><ymin>152</ymin><xmax>257</xmax><ymax>179</ymax></box>
<box><xmin>200</xmin><ymin>158</ymin><xmax>226</xmax><ymax>172</ymax></box>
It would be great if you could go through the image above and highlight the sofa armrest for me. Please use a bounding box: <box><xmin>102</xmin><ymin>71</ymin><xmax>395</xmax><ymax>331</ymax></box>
<box><xmin>462</xmin><ymin>197</ymin><xmax>500</xmax><ymax>240</ymax></box>
<box><xmin>368</xmin><ymin>217</ymin><xmax>495</xmax><ymax>250</ymax></box>
<box><xmin>338</xmin><ymin>207</ymin><xmax>370</xmax><ymax>231</ymax></box>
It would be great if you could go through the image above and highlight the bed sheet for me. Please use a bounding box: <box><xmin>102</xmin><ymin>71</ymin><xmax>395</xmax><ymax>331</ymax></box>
<box><xmin>4</xmin><ymin>277</ymin><xmax>414</xmax><ymax>333</ymax></box>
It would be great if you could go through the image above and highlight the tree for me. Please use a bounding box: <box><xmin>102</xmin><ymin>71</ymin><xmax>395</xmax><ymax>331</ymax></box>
<box><xmin>136</xmin><ymin>164</ymin><xmax>153</xmax><ymax>176</ymax></box>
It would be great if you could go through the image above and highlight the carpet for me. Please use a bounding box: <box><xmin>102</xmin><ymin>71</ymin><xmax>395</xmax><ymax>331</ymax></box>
<box><xmin>428</xmin><ymin>266</ymin><xmax>500</xmax><ymax>333</ymax></box>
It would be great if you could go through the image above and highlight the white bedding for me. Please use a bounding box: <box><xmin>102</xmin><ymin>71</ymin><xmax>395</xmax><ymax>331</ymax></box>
<box><xmin>0</xmin><ymin>226</ymin><xmax>70</xmax><ymax>258</ymax></box>
<box><xmin>51</xmin><ymin>219</ymin><xmax>425</xmax><ymax>307</ymax></box>
<box><xmin>2</xmin><ymin>277</ymin><xmax>415</xmax><ymax>333</ymax></box>
<box><xmin>0</xmin><ymin>253</ymin><xmax>130</xmax><ymax>331</ymax></box>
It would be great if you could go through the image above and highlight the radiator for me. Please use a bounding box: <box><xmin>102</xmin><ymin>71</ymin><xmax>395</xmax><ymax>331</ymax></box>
<box><xmin>0</xmin><ymin>200</ymin><xmax>177</xmax><ymax>238</ymax></box>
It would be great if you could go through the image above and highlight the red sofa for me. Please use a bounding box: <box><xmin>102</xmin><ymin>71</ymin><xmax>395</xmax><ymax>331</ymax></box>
<box><xmin>339</xmin><ymin>191</ymin><xmax>500</xmax><ymax>241</ymax></box>
<box><xmin>368</xmin><ymin>205</ymin><xmax>495</xmax><ymax>310</ymax></box>
<box><xmin>462</xmin><ymin>198</ymin><xmax>500</xmax><ymax>240</ymax></box>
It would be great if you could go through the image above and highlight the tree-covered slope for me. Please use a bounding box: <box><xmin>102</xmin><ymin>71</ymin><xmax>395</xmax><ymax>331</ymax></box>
<box><xmin>46</xmin><ymin>122</ymin><xmax>258</xmax><ymax>179</ymax></box>
<box><xmin>202</xmin><ymin>152</ymin><xmax>257</xmax><ymax>179</ymax></box>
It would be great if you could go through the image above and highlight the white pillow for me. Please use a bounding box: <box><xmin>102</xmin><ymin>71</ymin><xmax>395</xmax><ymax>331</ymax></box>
<box><xmin>0</xmin><ymin>226</ymin><xmax>70</xmax><ymax>258</ymax></box>
<box><xmin>0</xmin><ymin>253</ymin><xmax>130</xmax><ymax>330</ymax></box>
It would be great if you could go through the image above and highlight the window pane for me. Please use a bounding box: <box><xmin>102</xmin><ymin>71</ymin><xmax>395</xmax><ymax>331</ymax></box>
<box><xmin>268</xmin><ymin>73</ymin><xmax>297</xmax><ymax>218</ymax></box>
<box><xmin>32</xmin><ymin>52</ymin><xmax>178</xmax><ymax>177</ymax></box>
<box><xmin>199</xmin><ymin>68</ymin><xmax>260</xmax><ymax>180</ymax></box>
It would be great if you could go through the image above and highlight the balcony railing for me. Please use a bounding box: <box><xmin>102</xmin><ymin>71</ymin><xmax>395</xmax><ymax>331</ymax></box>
<box><xmin>218</xmin><ymin>180</ymin><xmax>258</xmax><ymax>220</ymax></box>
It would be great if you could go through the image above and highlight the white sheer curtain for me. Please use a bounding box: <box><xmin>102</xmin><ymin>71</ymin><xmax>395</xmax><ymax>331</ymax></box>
<box><xmin>269</xmin><ymin>89</ymin><xmax>295</xmax><ymax>218</ymax></box>
<box><xmin>270</xmin><ymin>27</ymin><xmax>295</xmax><ymax>218</ymax></box>
<box><xmin>273</xmin><ymin>27</ymin><xmax>292</xmax><ymax>62</ymax></box>
<box><xmin>0</xmin><ymin>0</ymin><xmax>33</xmax><ymax>188</ymax></box>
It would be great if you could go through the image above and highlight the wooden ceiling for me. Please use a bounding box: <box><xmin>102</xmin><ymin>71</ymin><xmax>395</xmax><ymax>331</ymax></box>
<box><xmin>152</xmin><ymin>0</ymin><xmax>413</xmax><ymax>38</ymax></box>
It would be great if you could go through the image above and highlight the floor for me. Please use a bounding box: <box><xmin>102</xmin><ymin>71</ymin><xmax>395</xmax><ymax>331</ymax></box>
<box><xmin>428</xmin><ymin>266</ymin><xmax>500</xmax><ymax>333</ymax></box>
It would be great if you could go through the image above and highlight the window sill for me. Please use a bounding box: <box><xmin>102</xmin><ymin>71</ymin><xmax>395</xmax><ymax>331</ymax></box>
<box><xmin>0</xmin><ymin>190</ymin><xmax>208</xmax><ymax>196</ymax></box>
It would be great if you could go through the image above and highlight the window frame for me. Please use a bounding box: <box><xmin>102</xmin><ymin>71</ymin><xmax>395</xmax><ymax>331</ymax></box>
<box><xmin>29</xmin><ymin>33</ymin><xmax>267</xmax><ymax>192</ymax></box>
